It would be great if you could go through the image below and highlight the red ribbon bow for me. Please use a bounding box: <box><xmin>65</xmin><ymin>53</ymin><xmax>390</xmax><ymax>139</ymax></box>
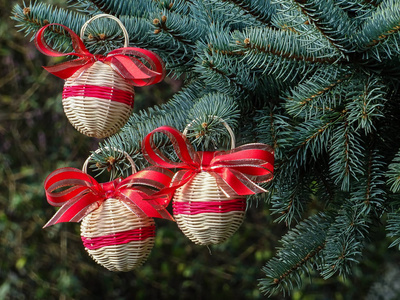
<box><xmin>43</xmin><ymin>166</ymin><xmax>174</xmax><ymax>228</ymax></box>
<box><xmin>35</xmin><ymin>23</ymin><xmax>165</xmax><ymax>86</ymax></box>
<box><xmin>142</xmin><ymin>126</ymin><xmax>274</xmax><ymax>197</ymax></box>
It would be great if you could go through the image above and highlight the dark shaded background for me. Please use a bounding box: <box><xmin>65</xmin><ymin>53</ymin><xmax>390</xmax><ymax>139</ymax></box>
<box><xmin>2</xmin><ymin>0</ymin><xmax>400</xmax><ymax>299</ymax></box>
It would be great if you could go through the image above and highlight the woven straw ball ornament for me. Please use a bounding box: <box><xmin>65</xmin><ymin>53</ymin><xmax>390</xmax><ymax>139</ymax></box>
<box><xmin>172</xmin><ymin>171</ymin><xmax>246</xmax><ymax>245</ymax></box>
<box><xmin>35</xmin><ymin>14</ymin><xmax>165</xmax><ymax>138</ymax></box>
<box><xmin>80</xmin><ymin>197</ymin><xmax>156</xmax><ymax>272</ymax></box>
<box><xmin>43</xmin><ymin>149</ymin><xmax>174</xmax><ymax>272</ymax></box>
<box><xmin>142</xmin><ymin>119</ymin><xmax>275</xmax><ymax>246</ymax></box>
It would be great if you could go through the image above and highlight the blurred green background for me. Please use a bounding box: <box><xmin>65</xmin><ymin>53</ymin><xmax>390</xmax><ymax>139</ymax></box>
<box><xmin>2</xmin><ymin>0</ymin><xmax>400</xmax><ymax>299</ymax></box>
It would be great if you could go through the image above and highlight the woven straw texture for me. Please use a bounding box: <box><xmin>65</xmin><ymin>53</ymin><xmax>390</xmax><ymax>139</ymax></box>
<box><xmin>173</xmin><ymin>172</ymin><xmax>245</xmax><ymax>245</ymax></box>
<box><xmin>80</xmin><ymin>197</ymin><xmax>155</xmax><ymax>272</ymax></box>
<box><xmin>63</xmin><ymin>61</ymin><xmax>134</xmax><ymax>138</ymax></box>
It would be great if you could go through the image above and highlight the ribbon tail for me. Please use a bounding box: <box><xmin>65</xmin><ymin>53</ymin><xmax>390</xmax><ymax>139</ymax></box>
<box><xmin>145</xmin><ymin>193</ymin><xmax>174</xmax><ymax>221</ymax></box>
<box><xmin>43</xmin><ymin>59</ymin><xmax>93</xmax><ymax>80</ymax></box>
<box><xmin>43</xmin><ymin>195</ymin><xmax>101</xmax><ymax>228</ymax></box>
<box><xmin>108</xmin><ymin>47</ymin><xmax>165</xmax><ymax>86</ymax></box>
<box><xmin>120</xmin><ymin>200</ymin><xmax>150</xmax><ymax>218</ymax></box>
<box><xmin>148</xmin><ymin>169</ymin><xmax>196</xmax><ymax>198</ymax></box>
<box><xmin>107</xmin><ymin>56</ymin><xmax>162</xmax><ymax>86</ymax></box>
<box><xmin>122</xmin><ymin>199</ymin><xmax>174</xmax><ymax>221</ymax></box>
<box><xmin>119</xmin><ymin>167</ymin><xmax>174</xmax><ymax>191</ymax></box>
<box><xmin>43</xmin><ymin>193</ymin><xmax>102</xmax><ymax>228</ymax></box>
<box><xmin>214</xmin><ymin>169</ymin><xmax>268</xmax><ymax>197</ymax></box>
<box><xmin>119</xmin><ymin>189</ymin><xmax>174</xmax><ymax>221</ymax></box>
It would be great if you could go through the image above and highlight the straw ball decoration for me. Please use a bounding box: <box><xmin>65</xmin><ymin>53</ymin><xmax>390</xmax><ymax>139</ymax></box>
<box><xmin>170</xmin><ymin>118</ymin><xmax>246</xmax><ymax>245</ymax></box>
<box><xmin>78</xmin><ymin>148</ymin><xmax>155</xmax><ymax>272</ymax></box>
<box><xmin>173</xmin><ymin>172</ymin><xmax>246</xmax><ymax>245</ymax></box>
<box><xmin>43</xmin><ymin>147</ymin><xmax>175</xmax><ymax>272</ymax></box>
<box><xmin>80</xmin><ymin>198</ymin><xmax>155</xmax><ymax>272</ymax></box>
<box><xmin>34</xmin><ymin>14</ymin><xmax>166</xmax><ymax>139</ymax></box>
<box><xmin>62</xmin><ymin>61</ymin><xmax>134</xmax><ymax>138</ymax></box>
<box><xmin>142</xmin><ymin>119</ymin><xmax>274</xmax><ymax>246</ymax></box>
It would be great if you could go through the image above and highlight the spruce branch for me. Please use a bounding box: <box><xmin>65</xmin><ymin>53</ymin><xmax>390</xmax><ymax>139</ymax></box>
<box><xmin>207</xmin><ymin>44</ymin><xmax>245</xmax><ymax>57</ymax></box>
<box><xmin>232</xmin><ymin>26</ymin><xmax>341</xmax><ymax>80</ymax></box>
<box><xmin>219</xmin><ymin>0</ymin><xmax>274</xmax><ymax>25</ymax></box>
<box><xmin>196</xmin><ymin>58</ymin><xmax>246</xmax><ymax>94</ymax></box>
<box><xmin>268</xmin><ymin>117</ymin><xmax>336</xmax><ymax>224</ymax></box>
<box><xmin>77</xmin><ymin>0</ymin><xmax>176</xmax><ymax>17</ymax></box>
<box><xmin>79</xmin><ymin>0</ymin><xmax>142</xmax><ymax>16</ymax></box>
<box><xmin>387</xmin><ymin>149</ymin><xmax>400</xmax><ymax>193</ymax></box>
<box><xmin>151</xmin><ymin>9</ymin><xmax>207</xmax><ymax>50</ymax></box>
<box><xmin>386</xmin><ymin>211</ymin><xmax>400</xmax><ymax>249</ymax></box>
<box><xmin>270</xmin><ymin>175</ymin><xmax>310</xmax><ymax>225</ymax></box>
<box><xmin>356</xmin><ymin>149</ymin><xmax>386</xmax><ymax>215</ymax></box>
<box><xmin>12</xmin><ymin>3</ymin><xmax>164</xmax><ymax>55</ymax></box>
<box><xmin>94</xmin><ymin>84</ymin><xmax>240</xmax><ymax>174</ymax></box>
<box><xmin>153</xmin><ymin>0</ymin><xmax>191</xmax><ymax>14</ymax></box>
<box><xmin>284</xmin><ymin>65</ymin><xmax>353</xmax><ymax>119</ymax></box>
<box><xmin>259</xmin><ymin>213</ymin><xmax>331</xmax><ymax>296</ymax></box>
<box><xmin>270</xmin><ymin>0</ymin><xmax>314</xmax><ymax>34</ymax></box>
<box><xmin>346</xmin><ymin>75</ymin><xmax>387</xmax><ymax>134</ymax></box>
<box><xmin>184</xmin><ymin>93</ymin><xmax>240</xmax><ymax>150</ymax></box>
<box><xmin>254</xmin><ymin>106</ymin><xmax>293</xmax><ymax>159</ymax></box>
<box><xmin>334</xmin><ymin>0</ymin><xmax>378</xmax><ymax>18</ymax></box>
<box><xmin>329</xmin><ymin>117</ymin><xmax>365</xmax><ymax>191</ymax></box>
<box><xmin>83</xmin><ymin>0</ymin><xmax>113</xmax><ymax>14</ymax></box>
<box><xmin>204</xmin><ymin>23</ymin><xmax>246</xmax><ymax>56</ymax></box>
<box><xmin>237</xmin><ymin>33</ymin><xmax>338</xmax><ymax>64</ymax></box>
<box><xmin>193</xmin><ymin>24</ymin><xmax>281</xmax><ymax>96</ymax></box>
<box><xmin>356</xmin><ymin>0</ymin><xmax>400</xmax><ymax>59</ymax></box>
<box><xmin>150</xmin><ymin>10</ymin><xmax>207</xmax><ymax>73</ymax></box>
<box><xmin>67</xmin><ymin>0</ymin><xmax>101</xmax><ymax>15</ymax></box>
<box><xmin>84</xmin><ymin>146</ymin><xmax>137</xmax><ymax>179</ymax></box>
<box><xmin>293</xmin><ymin>0</ymin><xmax>356</xmax><ymax>54</ymax></box>
<box><xmin>361</xmin><ymin>0</ymin><xmax>382</xmax><ymax>7</ymax></box>
<box><xmin>93</xmin><ymin>82</ymin><xmax>204</xmax><ymax>173</ymax></box>
<box><xmin>314</xmin><ymin>161</ymin><xmax>336</xmax><ymax>205</ymax></box>
<box><xmin>321</xmin><ymin>148</ymin><xmax>385</xmax><ymax>278</ymax></box>
<box><xmin>292</xmin><ymin>117</ymin><xmax>336</xmax><ymax>166</ymax></box>
<box><xmin>12</xmin><ymin>2</ymin><xmax>85</xmax><ymax>43</ymax></box>
<box><xmin>240</xmin><ymin>38</ymin><xmax>332</xmax><ymax>63</ymax></box>
<box><xmin>348</xmin><ymin>147</ymin><xmax>386</xmax><ymax>215</ymax></box>
<box><xmin>321</xmin><ymin>202</ymin><xmax>372</xmax><ymax>279</ymax></box>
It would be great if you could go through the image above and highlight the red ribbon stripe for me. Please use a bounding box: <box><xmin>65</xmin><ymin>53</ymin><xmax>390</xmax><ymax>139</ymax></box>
<box><xmin>81</xmin><ymin>225</ymin><xmax>156</xmax><ymax>250</ymax></box>
<box><xmin>173</xmin><ymin>199</ymin><xmax>246</xmax><ymax>215</ymax></box>
<box><xmin>62</xmin><ymin>85</ymin><xmax>135</xmax><ymax>107</ymax></box>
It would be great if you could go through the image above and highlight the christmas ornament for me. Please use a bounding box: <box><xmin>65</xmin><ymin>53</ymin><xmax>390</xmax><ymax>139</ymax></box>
<box><xmin>142</xmin><ymin>118</ymin><xmax>274</xmax><ymax>245</ymax></box>
<box><xmin>35</xmin><ymin>14</ymin><xmax>165</xmax><ymax>138</ymax></box>
<box><xmin>43</xmin><ymin>149</ymin><xmax>173</xmax><ymax>272</ymax></box>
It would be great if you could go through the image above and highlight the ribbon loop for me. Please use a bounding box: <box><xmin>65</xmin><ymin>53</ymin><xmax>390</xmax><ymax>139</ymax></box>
<box><xmin>43</xmin><ymin>167</ymin><xmax>174</xmax><ymax>228</ymax></box>
<box><xmin>35</xmin><ymin>23</ymin><xmax>165</xmax><ymax>85</ymax></box>
<box><xmin>142</xmin><ymin>126</ymin><xmax>199</xmax><ymax>169</ymax></box>
<box><xmin>142</xmin><ymin>126</ymin><xmax>275</xmax><ymax>197</ymax></box>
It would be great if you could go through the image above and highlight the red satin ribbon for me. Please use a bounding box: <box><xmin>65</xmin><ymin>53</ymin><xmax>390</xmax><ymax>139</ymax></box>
<box><xmin>142</xmin><ymin>126</ymin><xmax>274</xmax><ymax>197</ymax></box>
<box><xmin>43</xmin><ymin>166</ymin><xmax>174</xmax><ymax>227</ymax></box>
<box><xmin>35</xmin><ymin>23</ymin><xmax>165</xmax><ymax>86</ymax></box>
<box><xmin>81</xmin><ymin>226</ymin><xmax>156</xmax><ymax>250</ymax></box>
<box><xmin>62</xmin><ymin>85</ymin><xmax>135</xmax><ymax>106</ymax></box>
<box><xmin>173</xmin><ymin>199</ymin><xmax>246</xmax><ymax>215</ymax></box>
